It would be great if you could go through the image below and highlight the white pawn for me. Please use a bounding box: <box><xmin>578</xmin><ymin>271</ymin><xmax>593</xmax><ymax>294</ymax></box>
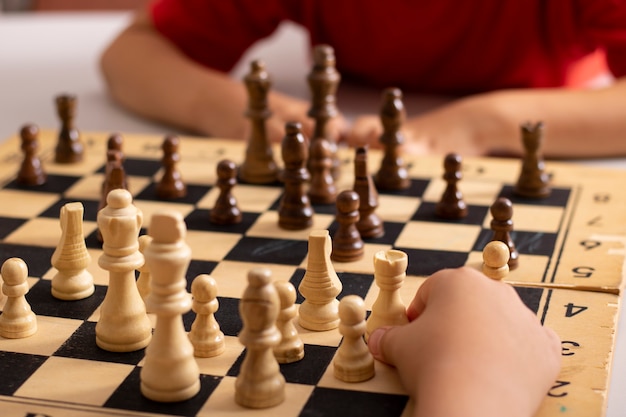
<box><xmin>333</xmin><ymin>295</ymin><xmax>374</xmax><ymax>382</ymax></box>
<box><xmin>136</xmin><ymin>234</ymin><xmax>153</xmax><ymax>306</ymax></box>
<box><xmin>365</xmin><ymin>250</ymin><xmax>409</xmax><ymax>340</ymax></box>
<box><xmin>188</xmin><ymin>274</ymin><xmax>225</xmax><ymax>358</ymax></box>
<box><xmin>298</xmin><ymin>229</ymin><xmax>343</xmax><ymax>331</ymax></box>
<box><xmin>235</xmin><ymin>268</ymin><xmax>285</xmax><ymax>409</ymax></box>
<box><xmin>141</xmin><ymin>211</ymin><xmax>200</xmax><ymax>402</ymax></box>
<box><xmin>483</xmin><ymin>240</ymin><xmax>510</xmax><ymax>280</ymax></box>
<box><xmin>51</xmin><ymin>202</ymin><xmax>94</xmax><ymax>300</ymax></box>
<box><xmin>273</xmin><ymin>281</ymin><xmax>304</xmax><ymax>363</ymax></box>
<box><xmin>0</xmin><ymin>258</ymin><xmax>37</xmax><ymax>338</ymax></box>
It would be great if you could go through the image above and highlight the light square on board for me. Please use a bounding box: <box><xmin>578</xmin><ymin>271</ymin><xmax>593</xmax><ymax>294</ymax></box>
<box><xmin>395</xmin><ymin>221</ymin><xmax>482</xmax><ymax>252</ymax></box>
<box><xmin>195</xmin><ymin>336</ymin><xmax>245</xmax><ymax>377</ymax></box>
<box><xmin>3</xmin><ymin>217</ymin><xmax>65</xmax><ymax>248</ymax></box>
<box><xmin>196</xmin><ymin>184</ymin><xmax>282</xmax><ymax>213</ymax></box>
<box><xmin>482</xmin><ymin>204</ymin><xmax>565</xmax><ymax>234</ymax></box>
<box><xmin>0</xmin><ymin>189</ymin><xmax>59</xmax><ymax>218</ymax></box>
<box><xmin>421</xmin><ymin>177</ymin><xmax>504</xmax><ymax>206</ymax></box>
<box><xmin>184</xmin><ymin>230</ymin><xmax>242</xmax><ymax>262</ymax></box>
<box><xmin>207</xmin><ymin>260</ymin><xmax>299</xmax><ymax>299</ymax></box>
<box><xmin>377</xmin><ymin>195</ymin><xmax>422</xmax><ymax>223</ymax></box>
<box><xmin>43</xmin><ymin>153</ymin><xmax>105</xmax><ymax>177</ymax></box>
<box><xmin>245</xmin><ymin>211</ymin><xmax>335</xmax><ymax>240</ymax></box>
<box><xmin>64</xmin><ymin>174</ymin><xmax>151</xmax><ymax>201</ymax></box>
<box><xmin>0</xmin><ymin>315</ymin><xmax>83</xmax><ymax>356</ymax></box>
<box><xmin>132</xmin><ymin>200</ymin><xmax>196</xmax><ymax>229</ymax></box>
<box><xmin>465</xmin><ymin>251</ymin><xmax>550</xmax><ymax>285</ymax></box>
<box><xmin>15</xmin><ymin>356</ymin><xmax>135</xmax><ymax>406</ymax></box>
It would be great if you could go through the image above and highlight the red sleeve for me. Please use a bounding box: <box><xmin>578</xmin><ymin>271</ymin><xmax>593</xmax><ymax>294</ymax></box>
<box><xmin>150</xmin><ymin>0</ymin><xmax>292</xmax><ymax>72</ymax></box>
<box><xmin>577</xmin><ymin>0</ymin><xmax>626</xmax><ymax>78</ymax></box>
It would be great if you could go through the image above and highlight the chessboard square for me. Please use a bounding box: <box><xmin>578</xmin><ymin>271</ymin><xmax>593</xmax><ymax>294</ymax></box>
<box><xmin>0</xmin><ymin>243</ymin><xmax>55</xmax><ymax>278</ymax></box>
<box><xmin>184</xmin><ymin>230</ymin><xmax>242</xmax><ymax>262</ymax></box>
<box><xmin>133</xmin><ymin>200</ymin><xmax>195</xmax><ymax>229</ymax></box>
<box><xmin>500</xmin><ymin>185</ymin><xmax>571</xmax><ymax>207</ymax></box>
<box><xmin>363</xmin><ymin>275</ymin><xmax>425</xmax><ymax>312</ymax></box>
<box><xmin>38</xmin><ymin>198</ymin><xmax>101</xmax><ymax>222</ymax></box>
<box><xmin>395</xmin><ymin>221</ymin><xmax>482</xmax><ymax>252</ymax></box>
<box><xmin>64</xmin><ymin>174</ymin><xmax>151</xmax><ymax>201</ymax></box>
<box><xmin>227</xmin><ymin>344</ymin><xmax>336</xmax><ymax>386</ymax></box>
<box><xmin>104</xmin><ymin>367</ymin><xmax>220</xmax><ymax>417</ymax></box>
<box><xmin>0</xmin><ymin>315</ymin><xmax>83</xmax><ymax>356</ymax></box>
<box><xmin>472</xmin><ymin>229</ymin><xmax>558</xmax><ymax>257</ymax></box>
<box><xmin>294</xmin><ymin>319</ymin><xmax>343</xmax><ymax>347</ymax></box>
<box><xmin>377</xmin><ymin>195</ymin><xmax>422</xmax><ymax>223</ymax></box>
<box><xmin>327</xmin><ymin>221</ymin><xmax>405</xmax><ymax>247</ymax></box>
<box><xmin>27</xmin><ymin>279</ymin><xmax>106</xmax><ymax>321</ymax></box>
<box><xmin>398</xmin><ymin>248</ymin><xmax>469</xmax><ymax>277</ymax></box>
<box><xmin>117</xmin><ymin>157</ymin><xmax>162</xmax><ymax>178</ymax></box>
<box><xmin>0</xmin><ymin>351</ymin><xmax>48</xmax><ymax>395</ymax></box>
<box><xmin>197</xmin><ymin>184</ymin><xmax>282</xmax><ymax>213</ymax></box>
<box><xmin>53</xmin><ymin>321</ymin><xmax>146</xmax><ymax>365</ymax></box>
<box><xmin>4</xmin><ymin>174</ymin><xmax>80</xmax><ymax>195</ymax></box>
<box><xmin>185</xmin><ymin>208</ymin><xmax>258</xmax><ymax>234</ymax></box>
<box><xmin>3</xmin><ymin>217</ymin><xmax>63</xmax><ymax>248</ymax></box>
<box><xmin>0</xmin><ymin>189</ymin><xmax>60</xmax><ymax>218</ymax></box>
<box><xmin>302</xmin><ymin>386</ymin><xmax>409</xmax><ymax>417</ymax></box>
<box><xmin>0</xmin><ymin>216</ymin><xmax>26</xmax><ymax>239</ymax></box>
<box><xmin>208</xmin><ymin>260</ymin><xmax>297</xmax><ymax>299</ymax></box>
<box><xmin>185</xmin><ymin>260</ymin><xmax>219</xmax><ymax>283</ymax></box>
<box><xmin>245</xmin><ymin>211</ymin><xmax>335</xmax><ymax>240</ymax></box>
<box><xmin>225</xmin><ymin>236</ymin><xmax>309</xmax><ymax>265</ymax></box>
<box><xmin>411</xmin><ymin>201</ymin><xmax>490</xmax><ymax>226</ymax></box>
<box><xmin>134</xmin><ymin>182</ymin><xmax>211</xmax><ymax>205</ymax></box>
<box><xmin>44</xmin><ymin>153</ymin><xmax>106</xmax><ymax>176</ymax></box>
<box><xmin>211</xmin><ymin>297</ymin><xmax>242</xmax><ymax>337</ymax></box>
<box><xmin>465</xmin><ymin>251</ymin><xmax>551</xmax><ymax>288</ymax></box>
<box><xmin>15</xmin><ymin>356</ymin><xmax>136</xmax><ymax>406</ymax></box>
<box><xmin>196</xmin><ymin>376</ymin><xmax>314</xmax><ymax>417</ymax></box>
<box><xmin>195</xmin><ymin>335</ymin><xmax>244</xmax><ymax>377</ymax></box>
<box><xmin>481</xmin><ymin>203</ymin><xmax>564</xmax><ymax>234</ymax></box>
<box><xmin>421</xmin><ymin>177</ymin><xmax>504</xmax><ymax>206</ymax></box>
<box><xmin>317</xmin><ymin>354</ymin><xmax>407</xmax><ymax>396</ymax></box>
<box><xmin>378</xmin><ymin>178</ymin><xmax>430</xmax><ymax>198</ymax></box>
<box><xmin>290</xmin><ymin>269</ymin><xmax>374</xmax><ymax>305</ymax></box>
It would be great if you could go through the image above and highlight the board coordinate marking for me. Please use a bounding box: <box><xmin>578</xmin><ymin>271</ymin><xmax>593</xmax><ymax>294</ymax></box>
<box><xmin>0</xmin><ymin>129</ymin><xmax>623</xmax><ymax>417</ymax></box>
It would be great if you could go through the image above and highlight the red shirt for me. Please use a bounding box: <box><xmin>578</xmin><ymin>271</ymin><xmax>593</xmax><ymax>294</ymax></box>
<box><xmin>151</xmin><ymin>0</ymin><xmax>626</xmax><ymax>94</ymax></box>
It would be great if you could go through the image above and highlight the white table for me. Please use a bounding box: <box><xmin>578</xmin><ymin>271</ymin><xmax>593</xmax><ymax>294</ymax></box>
<box><xmin>0</xmin><ymin>11</ymin><xmax>624</xmax><ymax>416</ymax></box>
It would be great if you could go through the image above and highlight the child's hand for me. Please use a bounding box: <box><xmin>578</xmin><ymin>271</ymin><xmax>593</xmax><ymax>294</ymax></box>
<box><xmin>368</xmin><ymin>267</ymin><xmax>561</xmax><ymax>417</ymax></box>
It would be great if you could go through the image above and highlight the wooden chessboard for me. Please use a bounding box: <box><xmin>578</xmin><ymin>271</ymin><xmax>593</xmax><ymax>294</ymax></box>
<box><xmin>0</xmin><ymin>130</ymin><xmax>623</xmax><ymax>417</ymax></box>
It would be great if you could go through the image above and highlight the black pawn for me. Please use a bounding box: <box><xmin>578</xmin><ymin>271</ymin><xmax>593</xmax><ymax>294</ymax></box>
<box><xmin>156</xmin><ymin>135</ymin><xmax>187</xmax><ymax>200</ymax></box>
<box><xmin>17</xmin><ymin>124</ymin><xmax>47</xmax><ymax>186</ymax></box>
<box><xmin>435</xmin><ymin>153</ymin><xmax>468</xmax><ymax>219</ymax></box>
<box><xmin>490</xmin><ymin>197</ymin><xmax>519</xmax><ymax>270</ymax></box>
<box><xmin>308</xmin><ymin>137</ymin><xmax>337</xmax><ymax>205</ymax></box>
<box><xmin>331</xmin><ymin>190</ymin><xmax>364</xmax><ymax>262</ymax></box>
<box><xmin>353</xmin><ymin>146</ymin><xmax>384</xmax><ymax>238</ymax></box>
<box><xmin>278</xmin><ymin>122</ymin><xmax>313</xmax><ymax>230</ymax></box>
<box><xmin>210</xmin><ymin>160</ymin><xmax>242</xmax><ymax>225</ymax></box>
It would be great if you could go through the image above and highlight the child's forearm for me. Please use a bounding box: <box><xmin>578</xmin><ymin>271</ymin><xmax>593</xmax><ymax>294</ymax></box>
<box><xmin>99</xmin><ymin>11</ymin><xmax>249</xmax><ymax>138</ymax></box>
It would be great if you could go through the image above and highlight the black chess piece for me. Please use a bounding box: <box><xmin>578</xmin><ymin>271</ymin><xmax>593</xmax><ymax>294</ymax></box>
<box><xmin>278</xmin><ymin>122</ymin><xmax>313</xmax><ymax>230</ymax></box>
<box><xmin>54</xmin><ymin>94</ymin><xmax>84</xmax><ymax>163</ymax></box>
<box><xmin>239</xmin><ymin>60</ymin><xmax>279</xmax><ymax>184</ymax></box>
<box><xmin>514</xmin><ymin>122</ymin><xmax>551</xmax><ymax>198</ymax></box>
<box><xmin>17</xmin><ymin>124</ymin><xmax>47</xmax><ymax>186</ymax></box>
<box><xmin>435</xmin><ymin>153</ymin><xmax>468</xmax><ymax>219</ymax></box>
<box><xmin>156</xmin><ymin>135</ymin><xmax>187</xmax><ymax>200</ymax></box>
<box><xmin>331</xmin><ymin>190</ymin><xmax>364</xmax><ymax>262</ymax></box>
<box><xmin>374</xmin><ymin>88</ymin><xmax>410</xmax><ymax>191</ymax></box>
<box><xmin>210</xmin><ymin>159</ymin><xmax>243</xmax><ymax>225</ymax></box>
<box><xmin>308</xmin><ymin>136</ymin><xmax>337</xmax><ymax>205</ymax></box>
<box><xmin>490</xmin><ymin>197</ymin><xmax>519</xmax><ymax>270</ymax></box>
<box><xmin>353</xmin><ymin>146</ymin><xmax>384</xmax><ymax>238</ymax></box>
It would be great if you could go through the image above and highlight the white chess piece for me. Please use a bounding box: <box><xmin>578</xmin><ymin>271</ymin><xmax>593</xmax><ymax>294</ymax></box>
<box><xmin>51</xmin><ymin>202</ymin><xmax>94</xmax><ymax>300</ymax></box>
<box><xmin>333</xmin><ymin>295</ymin><xmax>375</xmax><ymax>382</ymax></box>
<box><xmin>96</xmin><ymin>189</ymin><xmax>152</xmax><ymax>352</ymax></box>
<box><xmin>141</xmin><ymin>211</ymin><xmax>200</xmax><ymax>402</ymax></box>
<box><xmin>365</xmin><ymin>250</ymin><xmax>409</xmax><ymax>340</ymax></box>
<box><xmin>273</xmin><ymin>280</ymin><xmax>304</xmax><ymax>363</ymax></box>
<box><xmin>483</xmin><ymin>240</ymin><xmax>510</xmax><ymax>280</ymax></box>
<box><xmin>235</xmin><ymin>268</ymin><xmax>285</xmax><ymax>408</ymax></box>
<box><xmin>188</xmin><ymin>274</ymin><xmax>226</xmax><ymax>358</ymax></box>
<box><xmin>136</xmin><ymin>234</ymin><xmax>153</xmax><ymax>306</ymax></box>
<box><xmin>298</xmin><ymin>229</ymin><xmax>342</xmax><ymax>331</ymax></box>
<box><xmin>0</xmin><ymin>258</ymin><xmax>37</xmax><ymax>338</ymax></box>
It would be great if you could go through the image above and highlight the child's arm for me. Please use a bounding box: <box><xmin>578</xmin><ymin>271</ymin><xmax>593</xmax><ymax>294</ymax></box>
<box><xmin>349</xmin><ymin>78</ymin><xmax>626</xmax><ymax>158</ymax></box>
<box><xmin>100</xmin><ymin>10</ymin><xmax>330</xmax><ymax>142</ymax></box>
<box><xmin>368</xmin><ymin>267</ymin><xmax>561</xmax><ymax>417</ymax></box>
